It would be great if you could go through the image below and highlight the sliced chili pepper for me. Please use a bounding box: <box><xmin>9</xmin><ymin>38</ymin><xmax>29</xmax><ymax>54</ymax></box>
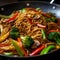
<box><xmin>12</xmin><ymin>40</ymin><xmax>24</xmax><ymax>56</ymax></box>
<box><xmin>5</xmin><ymin>11</ymin><xmax>18</xmax><ymax>23</ymax></box>
<box><xmin>17</xmin><ymin>38</ymin><xmax>27</xmax><ymax>56</ymax></box>
<box><xmin>37</xmin><ymin>23</ymin><xmax>46</xmax><ymax>28</ymax></box>
<box><xmin>40</xmin><ymin>45</ymin><xmax>55</xmax><ymax>55</ymax></box>
<box><xmin>29</xmin><ymin>45</ymin><xmax>45</xmax><ymax>56</ymax></box>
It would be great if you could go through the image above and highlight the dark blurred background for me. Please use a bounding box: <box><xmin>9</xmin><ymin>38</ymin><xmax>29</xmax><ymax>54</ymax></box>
<box><xmin>0</xmin><ymin>0</ymin><xmax>60</xmax><ymax>6</ymax></box>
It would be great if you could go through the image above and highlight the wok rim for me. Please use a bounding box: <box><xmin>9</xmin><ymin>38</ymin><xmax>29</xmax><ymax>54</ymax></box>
<box><xmin>0</xmin><ymin>1</ymin><xmax>60</xmax><ymax>7</ymax></box>
<box><xmin>0</xmin><ymin>1</ymin><xmax>60</xmax><ymax>58</ymax></box>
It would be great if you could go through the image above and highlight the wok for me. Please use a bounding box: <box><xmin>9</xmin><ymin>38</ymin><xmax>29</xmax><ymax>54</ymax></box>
<box><xmin>0</xmin><ymin>1</ymin><xmax>60</xmax><ymax>60</ymax></box>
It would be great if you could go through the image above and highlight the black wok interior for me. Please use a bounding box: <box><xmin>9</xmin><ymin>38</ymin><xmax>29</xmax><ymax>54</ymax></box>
<box><xmin>0</xmin><ymin>1</ymin><xmax>60</xmax><ymax>60</ymax></box>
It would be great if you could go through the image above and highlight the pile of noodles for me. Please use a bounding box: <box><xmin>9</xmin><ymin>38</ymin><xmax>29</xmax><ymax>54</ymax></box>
<box><xmin>0</xmin><ymin>8</ymin><xmax>60</xmax><ymax>55</ymax></box>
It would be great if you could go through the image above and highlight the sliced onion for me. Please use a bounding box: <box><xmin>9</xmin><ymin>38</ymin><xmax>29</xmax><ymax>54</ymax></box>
<box><xmin>0</xmin><ymin>24</ymin><xmax>3</xmax><ymax>33</ymax></box>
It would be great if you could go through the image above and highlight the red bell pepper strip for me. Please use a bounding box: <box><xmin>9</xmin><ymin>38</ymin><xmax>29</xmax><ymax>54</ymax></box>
<box><xmin>17</xmin><ymin>38</ymin><xmax>27</xmax><ymax>56</ymax></box>
<box><xmin>37</xmin><ymin>23</ymin><xmax>46</xmax><ymax>29</ymax></box>
<box><xmin>29</xmin><ymin>45</ymin><xmax>45</xmax><ymax>56</ymax></box>
<box><xmin>5</xmin><ymin>11</ymin><xmax>18</xmax><ymax>23</ymax></box>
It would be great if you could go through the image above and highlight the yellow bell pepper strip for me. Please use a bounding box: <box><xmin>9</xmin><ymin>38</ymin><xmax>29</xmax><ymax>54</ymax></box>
<box><xmin>29</xmin><ymin>45</ymin><xmax>45</xmax><ymax>56</ymax></box>
<box><xmin>12</xmin><ymin>40</ymin><xmax>24</xmax><ymax>56</ymax></box>
<box><xmin>40</xmin><ymin>45</ymin><xmax>55</xmax><ymax>55</ymax></box>
<box><xmin>0</xmin><ymin>32</ymin><xmax>9</xmax><ymax>43</ymax></box>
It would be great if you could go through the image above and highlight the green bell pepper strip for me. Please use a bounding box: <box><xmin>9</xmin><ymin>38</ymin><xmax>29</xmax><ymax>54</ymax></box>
<box><xmin>4</xmin><ymin>52</ymin><xmax>13</xmax><ymax>56</ymax></box>
<box><xmin>21</xmin><ymin>8</ymin><xmax>26</xmax><ymax>13</ymax></box>
<box><xmin>12</xmin><ymin>40</ymin><xmax>24</xmax><ymax>56</ymax></box>
<box><xmin>40</xmin><ymin>45</ymin><xmax>55</xmax><ymax>55</ymax></box>
<box><xmin>0</xmin><ymin>15</ymin><xmax>10</xmax><ymax>18</ymax></box>
<box><xmin>41</xmin><ymin>29</ymin><xmax>46</xmax><ymax>40</ymax></box>
<box><xmin>0</xmin><ymin>13</ymin><xmax>14</xmax><ymax>19</ymax></box>
<box><xmin>36</xmin><ymin>8</ymin><xmax>41</xmax><ymax>10</ymax></box>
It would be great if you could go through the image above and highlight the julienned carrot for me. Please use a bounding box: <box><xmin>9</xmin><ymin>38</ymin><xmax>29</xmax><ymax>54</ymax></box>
<box><xmin>17</xmin><ymin>38</ymin><xmax>27</xmax><ymax>56</ymax></box>
<box><xmin>29</xmin><ymin>45</ymin><xmax>45</xmax><ymax>56</ymax></box>
<box><xmin>48</xmin><ymin>29</ymin><xmax>60</xmax><ymax>33</ymax></box>
<box><xmin>17</xmin><ymin>38</ymin><xmax>23</xmax><ymax>47</ymax></box>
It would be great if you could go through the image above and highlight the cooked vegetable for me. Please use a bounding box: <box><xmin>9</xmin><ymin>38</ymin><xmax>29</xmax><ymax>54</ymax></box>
<box><xmin>17</xmin><ymin>38</ymin><xmax>27</xmax><ymax>56</ymax></box>
<box><xmin>0</xmin><ymin>32</ymin><xmax>9</xmax><ymax>43</ymax></box>
<box><xmin>12</xmin><ymin>40</ymin><xmax>24</xmax><ymax>56</ymax></box>
<box><xmin>0</xmin><ymin>12</ymin><xmax>16</xmax><ymax>19</ymax></box>
<box><xmin>0</xmin><ymin>43</ymin><xmax>10</xmax><ymax>47</ymax></box>
<box><xmin>4</xmin><ymin>52</ymin><xmax>13</xmax><ymax>56</ymax></box>
<box><xmin>56</xmin><ymin>45</ymin><xmax>60</xmax><ymax>49</ymax></box>
<box><xmin>41</xmin><ymin>29</ymin><xmax>46</xmax><ymax>40</ymax></box>
<box><xmin>0</xmin><ymin>14</ymin><xmax>10</xmax><ymax>18</ymax></box>
<box><xmin>42</xmin><ymin>12</ymin><xmax>51</xmax><ymax>18</ymax></box>
<box><xmin>5</xmin><ymin>11</ymin><xmax>18</xmax><ymax>23</ymax></box>
<box><xmin>45</xmin><ymin>17</ymin><xmax>56</xmax><ymax>22</ymax></box>
<box><xmin>48</xmin><ymin>32</ymin><xmax>60</xmax><ymax>45</ymax></box>
<box><xmin>40</xmin><ymin>45</ymin><xmax>55</xmax><ymax>55</ymax></box>
<box><xmin>36</xmin><ymin>8</ymin><xmax>41</xmax><ymax>10</ymax></box>
<box><xmin>0</xmin><ymin>25</ymin><xmax>3</xmax><ymax>33</ymax></box>
<box><xmin>37</xmin><ymin>23</ymin><xmax>46</xmax><ymax>28</ymax></box>
<box><xmin>29</xmin><ymin>45</ymin><xmax>45</xmax><ymax>56</ymax></box>
<box><xmin>48</xmin><ymin>29</ymin><xmax>59</xmax><ymax>33</ymax></box>
<box><xmin>0</xmin><ymin>50</ymin><xmax>4</xmax><ymax>54</ymax></box>
<box><xmin>10</xmin><ymin>27</ymin><xmax>20</xmax><ymax>39</ymax></box>
<box><xmin>0</xmin><ymin>45</ymin><xmax>15</xmax><ymax>51</ymax></box>
<box><xmin>21</xmin><ymin>8</ymin><xmax>26</xmax><ymax>13</ymax></box>
<box><xmin>20</xmin><ymin>36</ymin><xmax>34</xmax><ymax>48</ymax></box>
<box><xmin>51</xmin><ymin>17</ymin><xmax>56</xmax><ymax>22</ymax></box>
